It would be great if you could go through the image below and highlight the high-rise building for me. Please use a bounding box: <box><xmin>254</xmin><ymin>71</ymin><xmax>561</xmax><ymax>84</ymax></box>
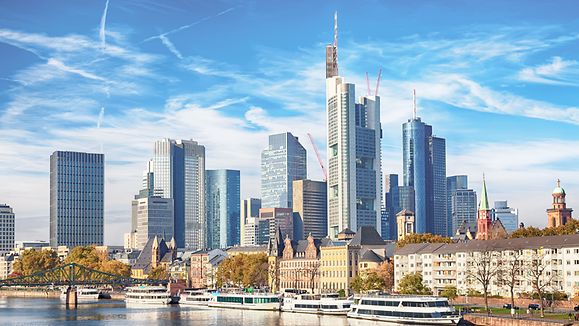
<box><xmin>261</xmin><ymin>132</ymin><xmax>307</xmax><ymax>209</ymax></box>
<box><xmin>259</xmin><ymin>207</ymin><xmax>293</xmax><ymax>240</ymax></box>
<box><xmin>493</xmin><ymin>201</ymin><xmax>518</xmax><ymax>233</ymax></box>
<box><xmin>206</xmin><ymin>169</ymin><xmax>241</xmax><ymax>248</ymax></box>
<box><xmin>50</xmin><ymin>151</ymin><xmax>104</xmax><ymax>247</ymax></box>
<box><xmin>384</xmin><ymin>174</ymin><xmax>400</xmax><ymax>240</ymax></box>
<box><xmin>240</xmin><ymin>198</ymin><xmax>261</xmax><ymax>245</ymax></box>
<box><xmin>0</xmin><ymin>204</ymin><xmax>15</xmax><ymax>254</ymax></box>
<box><xmin>152</xmin><ymin>139</ymin><xmax>205</xmax><ymax>250</ymax></box>
<box><xmin>292</xmin><ymin>179</ymin><xmax>327</xmax><ymax>239</ymax></box>
<box><xmin>547</xmin><ymin>179</ymin><xmax>573</xmax><ymax>228</ymax></box>
<box><xmin>402</xmin><ymin>95</ymin><xmax>446</xmax><ymax>235</ymax></box>
<box><xmin>134</xmin><ymin>197</ymin><xmax>174</xmax><ymax>249</ymax></box>
<box><xmin>326</xmin><ymin>15</ymin><xmax>382</xmax><ymax>238</ymax></box>
<box><xmin>447</xmin><ymin>175</ymin><xmax>477</xmax><ymax>234</ymax></box>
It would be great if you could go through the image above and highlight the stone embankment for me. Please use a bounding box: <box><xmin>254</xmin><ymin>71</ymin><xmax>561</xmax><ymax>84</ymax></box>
<box><xmin>0</xmin><ymin>288</ymin><xmax>60</xmax><ymax>298</ymax></box>
<box><xmin>462</xmin><ymin>314</ymin><xmax>573</xmax><ymax>326</ymax></box>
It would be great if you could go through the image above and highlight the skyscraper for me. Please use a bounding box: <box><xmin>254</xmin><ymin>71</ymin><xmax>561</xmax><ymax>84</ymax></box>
<box><xmin>134</xmin><ymin>197</ymin><xmax>174</xmax><ymax>249</ymax></box>
<box><xmin>206</xmin><ymin>169</ymin><xmax>241</xmax><ymax>248</ymax></box>
<box><xmin>0</xmin><ymin>204</ymin><xmax>15</xmax><ymax>254</ymax></box>
<box><xmin>447</xmin><ymin>175</ymin><xmax>477</xmax><ymax>235</ymax></box>
<box><xmin>240</xmin><ymin>198</ymin><xmax>261</xmax><ymax>245</ymax></box>
<box><xmin>261</xmin><ymin>132</ymin><xmax>307</xmax><ymax>209</ymax></box>
<box><xmin>402</xmin><ymin>94</ymin><xmax>446</xmax><ymax>235</ymax></box>
<box><xmin>152</xmin><ymin>139</ymin><xmax>205</xmax><ymax>250</ymax></box>
<box><xmin>292</xmin><ymin>179</ymin><xmax>327</xmax><ymax>239</ymax></box>
<box><xmin>493</xmin><ymin>201</ymin><xmax>518</xmax><ymax>232</ymax></box>
<box><xmin>50</xmin><ymin>151</ymin><xmax>104</xmax><ymax>247</ymax></box>
<box><xmin>384</xmin><ymin>174</ymin><xmax>400</xmax><ymax>240</ymax></box>
<box><xmin>326</xmin><ymin>15</ymin><xmax>382</xmax><ymax>238</ymax></box>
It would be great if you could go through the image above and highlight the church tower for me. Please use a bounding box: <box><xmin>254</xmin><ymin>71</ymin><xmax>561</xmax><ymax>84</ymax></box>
<box><xmin>476</xmin><ymin>176</ymin><xmax>493</xmax><ymax>240</ymax></box>
<box><xmin>547</xmin><ymin>179</ymin><xmax>573</xmax><ymax>228</ymax></box>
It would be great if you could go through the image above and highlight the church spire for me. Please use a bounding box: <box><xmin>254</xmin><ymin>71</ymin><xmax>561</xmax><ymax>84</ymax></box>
<box><xmin>479</xmin><ymin>174</ymin><xmax>489</xmax><ymax>211</ymax></box>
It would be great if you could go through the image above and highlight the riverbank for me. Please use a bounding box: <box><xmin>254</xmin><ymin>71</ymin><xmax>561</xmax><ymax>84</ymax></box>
<box><xmin>0</xmin><ymin>288</ymin><xmax>60</xmax><ymax>298</ymax></box>
<box><xmin>463</xmin><ymin>314</ymin><xmax>574</xmax><ymax>326</ymax></box>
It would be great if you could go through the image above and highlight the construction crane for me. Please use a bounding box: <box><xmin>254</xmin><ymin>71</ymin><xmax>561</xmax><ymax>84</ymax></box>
<box><xmin>365</xmin><ymin>72</ymin><xmax>371</xmax><ymax>96</ymax></box>
<box><xmin>307</xmin><ymin>133</ymin><xmax>327</xmax><ymax>182</ymax></box>
<box><xmin>374</xmin><ymin>67</ymin><xmax>382</xmax><ymax>96</ymax></box>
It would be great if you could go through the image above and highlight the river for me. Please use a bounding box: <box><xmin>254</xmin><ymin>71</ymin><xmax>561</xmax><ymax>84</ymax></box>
<box><xmin>0</xmin><ymin>297</ymin><xmax>397</xmax><ymax>325</ymax></box>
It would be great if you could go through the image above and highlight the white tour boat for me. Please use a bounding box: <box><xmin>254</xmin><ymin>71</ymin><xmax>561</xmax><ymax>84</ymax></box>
<box><xmin>347</xmin><ymin>295</ymin><xmax>461</xmax><ymax>325</ymax></box>
<box><xmin>125</xmin><ymin>285</ymin><xmax>172</xmax><ymax>305</ymax></box>
<box><xmin>208</xmin><ymin>292</ymin><xmax>281</xmax><ymax>311</ymax></box>
<box><xmin>282</xmin><ymin>293</ymin><xmax>353</xmax><ymax>315</ymax></box>
<box><xmin>180</xmin><ymin>289</ymin><xmax>213</xmax><ymax>306</ymax></box>
<box><xmin>60</xmin><ymin>287</ymin><xmax>100</xmax><ymax>301</ymax></box>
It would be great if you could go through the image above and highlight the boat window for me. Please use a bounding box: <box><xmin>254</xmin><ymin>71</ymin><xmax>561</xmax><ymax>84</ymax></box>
<box><xmin>358</xmin><ymin>309</ymin><xmax>372</xmax><ymax>315</ymax></box>
<box><xmin>321</xmin><ymin>305</ymin><xmax>338</xmax><ymax>309</ymax></box>
<box><xmin>343</xmin><ymin>304</ymin><xmax>350</xmax><ymax>309</ymax></box>
<box><xmin>244</xmin><ymin>297</ymin><xmax>253</xmax><ymax>304</ymax></box>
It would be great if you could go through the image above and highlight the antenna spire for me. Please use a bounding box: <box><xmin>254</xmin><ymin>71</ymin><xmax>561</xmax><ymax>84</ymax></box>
<box><xmin>334</xmin><ymin>11</ymin><xmax>338</xmax><ymax>74</ymax></box>
<box><xmin>413</xmin><ymin>89</ymin><xmax>417</xmax><ymax>119</ymax></box>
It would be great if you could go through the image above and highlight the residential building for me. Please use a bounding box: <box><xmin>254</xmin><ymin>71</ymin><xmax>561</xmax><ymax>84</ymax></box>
<box><xmin>396</xmin><ymin>210</ymin><xmax>415</xmax><ymax>241</ymax></box>
<box><xmin>547</xmin><ymin>179</ymin><xmax>573</xmax><ymax>228</ymax></box>
<box><xmin>394</xmin><ymin>234</ymin><xmax>579</xmax><ymax>298</ymax></box>
<box><xmin>0</xmin><ymin>204</ymin><xmax>15</xmax><ymax>254</ymax></box>
<box><xmin>292</xmin><ymin>179</ymin><xmax>327</xmax><ymax>240</ymax></box>
<box><xmin>190</xmin><ymin>249</ymin><xmax>228</xmax><ymax>288</ymax></box>
<box><xmin>134</xmin><ymin>197</ymin><xmax>174</xmax><ymax>250</ymax></box>
<box><xmin>0</xmin><ymin>254</ymin><xmax>15</xmax><ymax>279</ymax></box>
<box><xmin>50</xmin><ymin>151</ymin><xmax>104</xmax><ymax>247</ymax></box>
<box><xmin>259</xmin><ymin>207</ymin><xmax>294</xmax><ymax>241</ymax></box>
<box><xmin>326</xmin><ymin>16</ymin><xmax>382</xmax><ymax>238</ymax></box>
<box><xmin>206</xmin><ymin>170</ymin><xmax>241</xmax><ymax>248</ymax></box>
<box><xmin>402</xmin><ymin>95</ymin><xmax>447</xmax><ymax>236</ymax></box>
<box><xmin>261</xmin><ymin>132</ymin><xmax>307</xmax><ymax>210</ymax></box>
<box><xmin>493</xmin><ymin>201</ymin><xmax>518</xmax><ymax>233</ymax></box>
<box><xmin>131</xmin><ymin>236</ymin><xmax>177</xmax><ymax>279</ymax></box>
<box><xmin>240</xmin><ymin>198</ymin><xmax>261</xmax><ymax>245</ymax></box>
<box><xmin>152</xmin><ymin>139</ymin><xmax>206</xmax><ymax>250</ymax></box>
<box><xmin>447</xmin><ymin>176</ymin><xmax>477</xmax><ymax>235</ymax></box>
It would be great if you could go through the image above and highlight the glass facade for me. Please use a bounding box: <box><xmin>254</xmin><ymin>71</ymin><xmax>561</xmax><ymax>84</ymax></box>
<box><xmin>447</xmin><ymin>176</ymin><xmax>476</xmax><ymax>234</ymax></box>
<box><xmin>50</xmin><ymin>151</ymin><xmax>104</xmax><ymax>247</ymax></box>
<box><xmin>292</xmin><ymin>179</ymin><xmax>327</xmax><ymax>239</ymax></box>
<box><xmin>384</xmin><ymin>174</ymin><xmax>400</xmax><ymax>240</ymax></box>
<box><xmin>153</xmin><ymin>139</ymin><xmax>205</xmax><ymax>249</ymax></box>
<box><xmin>206</xmin><ymin>169</ymin><xmax>241</xmax><ymax>249</ymax></box>
<box><xmin>261</xmin><ymin>132</ymin><xmax>307</xmax><ymax>210</ymax></box>
<box><xmin>135</xmin><ymin>197</ymin><xmax>174</xmax><ymax>249</ymax></box>
<box><xmin>493</xmin><ymin>200</ymin><xmax>518</xmax><ymax>232</ymax></box>
<box><xmin>430</xmin><ymin>137</ymin><xmax>447</xmax><ymax>236</ymax></box>
<box><xmin>0</xmin><ymin>204</ymin><xmax>15</xmax><ymax>254</ymax></box>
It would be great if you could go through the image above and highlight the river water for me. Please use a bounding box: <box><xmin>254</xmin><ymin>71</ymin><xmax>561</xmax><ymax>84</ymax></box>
<box><xmin>0</xmin><ymin>297</ymin><xmax>395</xmax><ymax>325</ymax></box>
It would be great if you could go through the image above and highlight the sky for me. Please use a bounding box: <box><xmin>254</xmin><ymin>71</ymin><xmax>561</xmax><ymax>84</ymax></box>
<box><xmin>1</xmin><ymin>0</ymin><xmax>579</xmax><ymax>245</ymax></box>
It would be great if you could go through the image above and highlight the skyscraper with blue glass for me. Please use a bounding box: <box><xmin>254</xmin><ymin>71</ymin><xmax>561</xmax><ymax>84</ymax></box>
<box><xmin>50</xmin><ymin>151</ymin><xmax>104</xmax><ymax>247</ymax></box>
<box><xmin>206</xmin><ymin>169</ymin><xmax>241</xmax><ymax>248</ymax></box>
<box><xmin>402</xmin><ymin>107</ymin><xmax>447</xmax><ymax>235</ymax></box>
<box><xmin>261</xmin><ymin>132</ymin><xmax>307</xmax><ymax>209</ymax></box>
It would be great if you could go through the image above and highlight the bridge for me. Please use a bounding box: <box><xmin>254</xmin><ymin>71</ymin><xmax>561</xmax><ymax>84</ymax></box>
<box><xmin>0</xmin><ymin>262</ymin><xmax>168</xmax><ymax>287</ymax></box>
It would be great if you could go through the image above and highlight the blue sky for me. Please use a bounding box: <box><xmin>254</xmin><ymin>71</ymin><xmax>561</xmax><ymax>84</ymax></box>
<box><xmin>1</xmin><ymin>0</ymin><xmax>579</xmax><ymax>244</ymax></box>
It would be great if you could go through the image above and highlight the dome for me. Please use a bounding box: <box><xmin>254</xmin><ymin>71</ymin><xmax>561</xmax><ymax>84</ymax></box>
<box><xmin>553</xmin><ymin>179</ymin><xmax>566</xmax><ymax>195</ymax></box>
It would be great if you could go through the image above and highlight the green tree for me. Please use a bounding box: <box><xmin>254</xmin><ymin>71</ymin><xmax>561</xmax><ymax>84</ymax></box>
<box><xmin>440</xmin><ymin>286</ymin><xmax>458</xmax><ymax>300</ymax></box>
<box><xmin>337</xmin><ymin>289</ymin><xmax>346</xmax><ymax>298</ymax></box>
<box><xmin>148</xmin><ymin>265</ymin><xmax>170</xmax><ymax>280</ymax></box>
<box><xmin>397</xmin><ymin>272</ymin><xmax>432</xmax><ymax>295</ymax></box>
<box><xmin>397</xmin><ymin>233</ymin><xmax>453</xmax><ymax>248</ymax></box>
<box><xmin>13</xmin><ymin>249</ymin><xmax>60</xmax><ymax>276</ymax></box>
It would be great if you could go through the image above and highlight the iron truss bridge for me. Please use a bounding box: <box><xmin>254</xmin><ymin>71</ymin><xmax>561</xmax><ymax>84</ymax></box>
<box><xmin>0</xmin><ymin>263</ymin><xmax>168</xmax><ymax>287</ymax></box>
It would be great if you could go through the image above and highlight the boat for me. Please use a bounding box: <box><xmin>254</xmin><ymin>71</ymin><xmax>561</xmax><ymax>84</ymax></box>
<box><xmin>208</xmin><ymin>292</ymin><xmax>281</xmax><ymax>311</ymax></box>
<box><xmin>347</xmin><ymin>295</ymin><xmax>461</xmax><ymax>325</ymax></box>
<box><xmin>180</xmin><ymin>289</ymin><xmax>213</xmax><ymax>306</ymax></box>
<box><xmin>282</xmin><ymin>293</ymin><xmax>353</xmax><ymax>315</ymax></box>
<box><xmin>60</xmin><ymin>287</ymin><xmax>100</xmax><ymax>301</ymax></box>
<box><xmin>124</xmin><ymin>285</ymin><xmax>172</xmax><ymax>305</ymax></box>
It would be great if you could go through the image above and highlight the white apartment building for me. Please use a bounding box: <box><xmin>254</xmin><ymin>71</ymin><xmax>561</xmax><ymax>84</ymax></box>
<box><xmin>394</xmin><ymin>234</ymin><xmax>579</xmax><ymax>298</ymax></box>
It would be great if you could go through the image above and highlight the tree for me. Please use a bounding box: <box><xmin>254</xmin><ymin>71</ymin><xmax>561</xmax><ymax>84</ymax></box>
<box><xmin>397</xmin><ymin>272</ymin><xmax>432</xmax><ymax>295</ymax></box>
<box><xmin>440</xmin><ymin>286</ymin><xmax>458</xmax><ymax>301</ymax></box>
<box><xmin>303</xmin><ymin>261</ymin><xmax>320</xmax><ymax>294</ymax></box>
<box><xmin>397</xmin><ymin>233</ymin><xmax>452</xmax><ymax>248</ymax></box>
<box><xmin>148</xmin><ymin>265</ymin><xmax>170</xmax><ymax>280</ymax></box>
<box><xmin>375</xmin><ymin>260</ymin><xmax>395</xmax><ymax>293</ymax></box>
<box><xmin>526</xmin><ymin>249</ymin><xmax>557</xmax><ymax>318</ymax></box>
<box><xmin>101</xmin><ymin>260</ymin><xmax>131</xmax><ymax>277</ymax></box>
<box><xmin>215</xmin><ymin>253</ymin><xmax>269</xmax><ymax>288</ymax></box>
<box><xmin>511</xmin><ymin>219</ymin><xmax>579</xmax><ymax>239</ymax></box>
<box><xmin>65</xmin><ymin>246</ymin><xmax>131</xmax><ymax>279</ymax></box>
<box><xmin>499</xmin><ymin>250</ymin><xmax>523</xmax><ymax>315</ymax></box>
<box><xmin>466</xmin><ymin>251</ymin><xmax>502</xmax><ymax>313</ymax></box>
<box><xmin>12</xmin><ymin>249</ymin><xmax>60</xmax><ymax>276</ymax></box>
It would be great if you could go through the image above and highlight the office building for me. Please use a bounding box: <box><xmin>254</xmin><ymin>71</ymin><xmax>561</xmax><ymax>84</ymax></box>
<box><xmin>240</xmin><ymin>198</ymin><xmax>261</xmax><ymax>245</ymax></box>
<box><xmin>0</xmin><ymin>204</ymin><xmax>15</xmax><ymax>254</ymax></box>
<box><xmin>402</xmin><ymin>95</ymin><xmax>446</xmax><ymax>236</ymax></box>
<box><xmin>259</xmin><ymin>207</ymin><xmax>293</xmax><ymax>240</ymax></box>
<box><xmin>50</xmin><ymin>151</ymin><xmax>104</xmax><ymax>247</ymax></box>
<box><xmin>134</xmin><ymin>197</ymin><xmax>174</xmax><ymax>250</ymax></box>
<box><xmin>326</xmin><ymin>15</ymin><xmax>382</xmax><ymax>238</ymax></box>
<box><xmin>493</xmin><ymin>201</ymin><xmax>518</xmax><ymax>233</ymax></box>
<box><xmin>447</xmin><ymin>176</ymin><xmax>477</xmax><ymax>235</ymax></box>
<box><xmin>206</xmin><ymin>169</ymin><xmax>241</xmax><ymax>249</ymax></box>
<box><xmin>384</xmin><ymin>174</ymin><xmax>400</xmax><ymax>240</ymax></box>
<box><xmin>292</xmin><ymin>179</ymin><xmax>327</xmax><ymax>239</ymax></box>
<box><xmin>261</xmin><ymin>132</ymin><xmax>307</xmax><ymax>209</ymax></box>
<box><xmin>152</xmin><ymin>139</ymin><xmax>205</xmax><ymax>250</ymax></box>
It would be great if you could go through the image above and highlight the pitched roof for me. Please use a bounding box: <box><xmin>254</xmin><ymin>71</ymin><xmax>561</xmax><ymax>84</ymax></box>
<box><xmin>349</xmin><ymin>226</ymin><xmax>385</xmax><ymax>246</ymax></box>
<box><xmin>359</xmin><ymin>249</ymin><xmax>384</xmax><ymax>263</ymax></box>
<box><xmin>338</xmin><ymin>228</ymin><xmax>356</xmax><ymax>235</ymax></box>
<box><xmin>479</xmin><ymin>176</ymin><xmax>489</xmax><ymax>210</ymax></box>
<box><xmin>133</xmin><ymin>236</ymin><xmax>172</xmax><ymax>274</ymax></box>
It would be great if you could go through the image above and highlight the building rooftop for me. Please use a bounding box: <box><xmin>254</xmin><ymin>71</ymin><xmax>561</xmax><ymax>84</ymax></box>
<box><xmin>350</xmin><ymin>226</ymin><xmax>385</xmax><ymax>246</ymax></box>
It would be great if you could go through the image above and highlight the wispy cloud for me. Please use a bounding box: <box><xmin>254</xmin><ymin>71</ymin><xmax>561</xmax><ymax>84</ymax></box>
<box><xmin>99</xmin><ymin>0</ymin><xmax>110</xmax><ymax>50</ymax></box>
<box><xmin>158</xmin><ymin>34</ymin><xmax>182</xmax><ymax>59</ymax></box>
<box><xmin>47</xmin><ymin>58</ymin><xmax>106</xmax><ymax>81</ymax></box>
<box><xmin>518</xmin><ymin>56</ymin><xmax>579</xmax><ymax>86</ymax></box>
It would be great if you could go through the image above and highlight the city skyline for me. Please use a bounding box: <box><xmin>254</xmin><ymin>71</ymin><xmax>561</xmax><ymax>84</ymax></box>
<box><xmin>1</xmin><ymin>1</ymin><xmax>579</xmax><ymax>244</ymax></box>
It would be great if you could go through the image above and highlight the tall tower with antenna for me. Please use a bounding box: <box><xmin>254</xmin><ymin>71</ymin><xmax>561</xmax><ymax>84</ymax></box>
<box><xmin>325</xmin><ymin>12</ymin><xmax>339</xmax><ymax>78</ymax></box>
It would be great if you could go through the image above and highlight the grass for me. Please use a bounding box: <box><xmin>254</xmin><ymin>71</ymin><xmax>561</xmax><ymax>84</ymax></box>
<box><xmin>470</xmin><ymin>307</ymin><xmax>575</xmax><ymax>321</ymax></box>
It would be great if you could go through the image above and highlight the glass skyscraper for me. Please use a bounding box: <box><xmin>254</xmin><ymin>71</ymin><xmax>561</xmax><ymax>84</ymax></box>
<box><xmin>206</xmin><ymin>169</ymin><xmax>241</xmax><ymax>249</ymax></box>
<box><xmin>153</xmin><ymin>139</ymin><xmax>205</xmax><ymax>250</ymax></box>
<box><xmin>0</xmin><ymin>204</ymin><xmax>15</xmax><ymax>254</ymax></box>
<box><xmin>261</xmin><ymin>132</ymin><xmax>307</xmax><ymax>209</ymax></box>
<box><xmin>447</xmin><ymin>175</ymin><xmax>477</xmax><ymax>234</ymax></box>
<box><xmin>402</xmin><ymin>117</ymin><xmax>446</xmax><ymax>235</ymax></box>
<box><xmin>493</xmin><ymin>200</ymin><xmax>519</xmax><ymax>232</ymax></box>
<box><xmin>50</xmin><ymin>151</ymin><xmax>104</xmax><ymax>247</ymax></box>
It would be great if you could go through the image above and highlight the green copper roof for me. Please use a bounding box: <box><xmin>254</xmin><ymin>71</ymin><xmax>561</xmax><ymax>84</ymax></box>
<box><xmin>553</xmin><ymin>179</ymin><xmax>566</xmax><ymax>195</ymax></box>
<box><xmin>479</xmin><ymin>176</ymin><xmax>489</xmax><ymax>211</ymax></box>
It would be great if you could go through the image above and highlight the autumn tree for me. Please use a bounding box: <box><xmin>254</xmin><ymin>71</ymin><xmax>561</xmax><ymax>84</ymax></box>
<box><xmin>351</xmin><ymin>270</ymin><xmax>387</xmax><ymax>293</ymax></box>
<box><xmin>65</xmin><ymin>246</ymin><xmax>131</xmax><ymax>278</ymax></box>
<box><xmin>511</xmin><ymin>219</ymin><xmax>579</xmax><ymax>239</ymax></box>
<box><xmin>101</xmin><ymin>260</ymin><xmax>131</xmax><ymax>277</ymax></box>
<box><xmin>375</xmin><ymin>260</ymin><xmax>395</xmax><ymax>293</ymax></box>
<box><xmin>303</xmin><ymin>261</ymin><xmax>320</xmax><ymax>294</ymax></box>
<box><xmin>440</xmin><ymin>286</ymin><xmax>458</xmax><ymax>301</ymax></box>
<box><xmin>526</xmin><ymin>249</ymin><xmax>557</xmax><ymax>318</ymax></box>
<box><xmin>148</xmin><ymin>265</ymin><xmax>170</xmax><ymax>280</ymax></box>
<box><xmin>499</xmin><ymin>250</ymin><xmax>523</xmax><ymax>315</ymax></box>
<box><xmin>12</xmin><ymin>249</ymin><xmax>60</xmax><ymax>276</ymax></box>
<box><xmin>397</xmin><ymin>273</ymin><xmax>432</xmax><ymax>295</ymax></box>
<box><xmin>466</xmin><ymin>251</ymin><xmax>502</xmax><ymax>313</ymax></box>
<box><xmin>397</xmin><ymin>233</ymin><xmax>452</xmax><ymax>248</ymax></box>
<box><xmin>215</xmin><ymin>253</ymin><xmax>268</xmax><ymax>288</ymax></box>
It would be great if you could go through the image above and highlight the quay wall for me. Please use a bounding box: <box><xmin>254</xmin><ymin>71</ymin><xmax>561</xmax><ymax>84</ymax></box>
<box><xmin>463</xmin><ymin>314</ymin><xmax>572</xmax><ymax>326</ymax></box>
<box><xmin>0</xmin><ymin>288</ymin><xmax>60</xmax><ymax>298</ymax></box>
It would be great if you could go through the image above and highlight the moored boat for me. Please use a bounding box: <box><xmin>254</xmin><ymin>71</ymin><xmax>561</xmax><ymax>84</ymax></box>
<box><xmin>347</xmin><ymin>295</ymin><xmax>461</xmax><ymax>325</ymax></box>
<box><xmin>60</xmin><ymin>287</ymin><xmax>100</xmax><ymax>302</ymax></box>
<box><xmin>180</xmin><ymin>289</ymin><xmax>213</xmax><ymax>306</ymax></box>
<box><xmin>208</xmin><ymin>292</ymin><xmax>281</xmax><ymax>311</ymax></box>
<box><xmin>125</xmin><ymin>285</ymin><xmax>171</xmax><ymax>305</ymax></box>
<box><xmin>282</xmin><ymin>293</ymin><xmax>353</xmax><ymax>315</ymax></box>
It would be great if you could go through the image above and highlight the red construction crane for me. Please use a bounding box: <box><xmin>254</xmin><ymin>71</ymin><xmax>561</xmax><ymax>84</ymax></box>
<box><xmin>307</xmin><ymin>133</ymin><xmax>327</xmax><ymax>182</ymax></box>
<box><xmin>374</xmin><ymin>67</ymin><xmax>382</xmax><ymax>96</ymax></box>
